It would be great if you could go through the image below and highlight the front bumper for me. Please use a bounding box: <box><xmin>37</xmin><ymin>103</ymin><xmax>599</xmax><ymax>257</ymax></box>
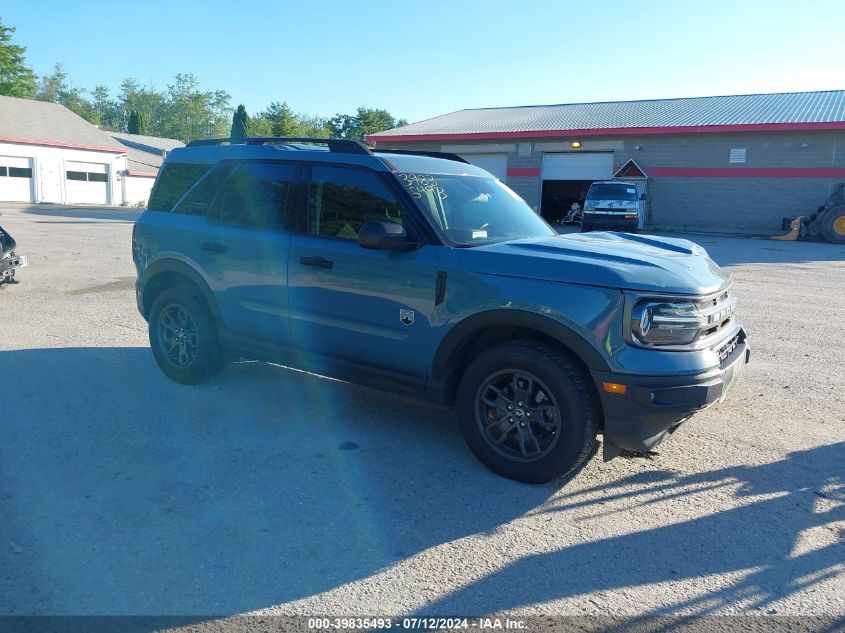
<box><xmin>582</xmin><ymin>214</ymin><xmax>638</xmax><ymax>232</ymax></box>
<box><xmin>0</xmin><ymin>253</ymin><xmax>27</xmax><ymax>281</ymax></box>
<box><xmin>593</xmin><ymin>330</ymin><xmax>750</xmax><ymax>458</ymax></box>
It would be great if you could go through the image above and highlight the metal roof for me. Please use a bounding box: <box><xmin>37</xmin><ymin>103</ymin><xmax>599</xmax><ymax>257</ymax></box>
<box><xmin>112</xmin><ymin>132</ymin><xmax>185</xmax><ymax>153</ymax></box>
<box><xmin>0</xmin><ymin>95</ymin><xmax>127</xmax><ymax>152</ymax></box>
<box><xmin>369</xmin><ymin>91</ymin><xmax>845</xmax><ymax>141</ymax></box>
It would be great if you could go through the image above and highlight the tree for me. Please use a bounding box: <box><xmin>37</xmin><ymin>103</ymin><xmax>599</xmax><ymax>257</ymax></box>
<box><xmin>127</xmin><ymin>109</ymin><xmax>147</xmax><ymax>134</ymax></box>
<box><xmin>159</xmin><ymin>73</ymin><xmax>232</xmax><ymax>141</ymax></box>
<box><xmin>0</xmin><ymin>19</ymin><xmax>36</xmax><ymax>98</ymax></box>
<box><xmin>36</xmin><ymin>63</ymin><xmax>98</xmax><ymax>123</ymax></box>
<box><xmin>262</xmin><ymin>101</ymin><xmax>298</xmax><ymax>137</ymax></box>
<box><xmin>246</xmin><ymin>116</ymin><xmax>272</xmax><ymax>137</ymax></box>
<box><xmin>327</xmin><ymin>107</ymin><xmax>400</xmax><ymax>142</ymax></box>
<box><xmin>230</xmin><ymin>104</ymin><xmax>248</xmax><ymax>140</ymax></box>
<box><xmin>91</xmin><ymin>85</ymin><xmax>121</xmax><ymax>131</ymax></box>
<box><xmin>119</xmin><ymin>78</ymin><xmax>164</xmax><ymax>135</ymax></box>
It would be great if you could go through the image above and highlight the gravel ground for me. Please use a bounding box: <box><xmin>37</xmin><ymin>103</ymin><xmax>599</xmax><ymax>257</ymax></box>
<box><xmin>0</xmin><ymin>202</ymin><xmax>843</xmax><ymax>619</ymax></box>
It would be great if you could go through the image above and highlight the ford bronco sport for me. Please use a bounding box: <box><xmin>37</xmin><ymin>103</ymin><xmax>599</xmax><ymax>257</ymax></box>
<box><xmin>132</xmin><ymin>137</ymin><xmax>750</xmax><ymax>483</ymax></box>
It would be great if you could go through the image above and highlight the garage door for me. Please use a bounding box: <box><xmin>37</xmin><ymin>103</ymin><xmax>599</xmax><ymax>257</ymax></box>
<box><xmin>459</xmin><ymin>154</ymin><xmax>508</xmax><ymax>182</ymax></box>
<box><xmin>65</xmin><ymin>161</ymin><xmax>109</xmax><ymax>205</ymax></box>
<box><xmin>0</xmin><ymin>156</ymin><xmax>34</xmax><ymax>202</ymax></box>
<box><xmin>542</xmin><ymin>153</ymin><xmax>613</xmax><ymax>180</ymax></box>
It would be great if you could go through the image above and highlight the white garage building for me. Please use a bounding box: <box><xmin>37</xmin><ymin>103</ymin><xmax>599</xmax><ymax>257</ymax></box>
<box><xmin>0</xmin><ymin>96</ymin><xmax>179</xmax><ymax>206</ymax></box>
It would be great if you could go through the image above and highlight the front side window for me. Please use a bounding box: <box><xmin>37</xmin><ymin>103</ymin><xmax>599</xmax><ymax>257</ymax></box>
<box><xmin>308</xmin><ymin>166</ymin><xmax>402</xmax><ymax>240</ymax></box>
<box><xmin>218</xmin><ymin>162</ymin><xmax>297</xmax><ymax>230</ymax></box>
<box><xmin>399</xmin><ymin>173</ymin><xmax>554</xmax><ymax>246</ymax></box>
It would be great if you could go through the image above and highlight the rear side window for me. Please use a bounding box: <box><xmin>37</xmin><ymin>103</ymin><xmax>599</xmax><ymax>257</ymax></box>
<box><xmin>308</xmin><ymin>166</ymin><xmax>402</xmax><ymax>240</ymax></box>
<box><xmin>218</xmin><ymin>162</ymin><xmax>297</xmax><ymax>230</ymax></box>
<box><xmin>148</xmin><ymin>163</ymin><xmax>210</xmax><ymax>211</ymax></box>
<box><xmin>173</xmin><ymin>163</ymin><xmax>236</xmax><ymax>216</ymax></box>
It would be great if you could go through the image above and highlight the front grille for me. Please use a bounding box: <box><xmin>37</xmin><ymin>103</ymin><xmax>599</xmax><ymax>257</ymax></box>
<box><xmin>697</xmin><ymin>290</ymin><xmax>736</xmax><ymax>340</ymax></box>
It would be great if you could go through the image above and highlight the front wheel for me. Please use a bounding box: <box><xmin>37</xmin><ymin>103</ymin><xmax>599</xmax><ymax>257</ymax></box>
<box><xmin>148</xmin><ymin>286</ymin><xmax>224</xmax><ymax>384</ymax></box>
<box><xmin>456</xmin><ymin>341</ymin><xmax>598</xmax><ymax>483</ymax></box>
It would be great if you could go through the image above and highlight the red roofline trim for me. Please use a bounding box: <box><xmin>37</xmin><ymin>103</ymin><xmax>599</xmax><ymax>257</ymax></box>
<box><xmin>0</xmin><ymin>136</ymin><xmax>127</xmax><ymax>154</ymax></box>
<box><xmin>368</xmin><ymin>121</ymin><xmax>845</xmax><ymax>143</ymax></box>
<box><xmin>126</xmin><ymin>170</ymin><xmax>157</xmax><ymax>178</ymax></box>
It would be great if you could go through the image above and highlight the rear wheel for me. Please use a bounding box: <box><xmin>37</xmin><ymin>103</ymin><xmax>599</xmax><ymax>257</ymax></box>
<box><xmin>819</xmin><ymin>205</ymin><xmax>845</xmax><ymax>244</ymax></box>
<box><xmin>456</xmin><ymin>341</ymin><xmax>598</xmax><ymax>483</ymax></box>
<box><xmin>148</xmin><ymin>286</ymin><xmax>224</xmax><ymax>384</ymax></box>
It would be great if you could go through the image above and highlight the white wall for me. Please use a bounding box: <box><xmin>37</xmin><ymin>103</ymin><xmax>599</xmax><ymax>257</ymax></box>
<box><xmin>123</xmin><ymin>175</ymin><xmax>155</xmax><ymax>206</ymax></box>
<box><xmin>0</xmin><ymin>142</ymin><xmax>128</xmax><ymax>205</ymax></box>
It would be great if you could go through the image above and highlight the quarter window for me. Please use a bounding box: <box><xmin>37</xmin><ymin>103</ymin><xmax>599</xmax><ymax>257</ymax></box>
<box><xmin>308</xmin><ymin>166</ymin><xmax>402</xmax><ymax>240</ymax></box>
<box><xmin>218</xmin><ymin>162</ymin><xmax>297</xmax><ymax>230</ymax></box>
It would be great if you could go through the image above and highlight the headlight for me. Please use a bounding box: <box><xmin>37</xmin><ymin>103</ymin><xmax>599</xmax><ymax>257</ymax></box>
<box><xmin>631</xmin><ymin>300</ymin><xmax>706</xmax><ymax>346</ymax></box>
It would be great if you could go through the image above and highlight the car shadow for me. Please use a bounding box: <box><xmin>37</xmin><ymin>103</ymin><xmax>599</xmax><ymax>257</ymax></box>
<box><xmin>0</xmin><ymin>346</ymin><xmax>559</xmax><ymax>617</ymax></box>
<box><xmin>416</xmin><ymin>442</ymin><xmax>845</xmax><ymax>618</ymax></box>
<box><xmin>21</xmin><ymin>204</ymin><xmax>143</xmax><ymax>222</ymax></box>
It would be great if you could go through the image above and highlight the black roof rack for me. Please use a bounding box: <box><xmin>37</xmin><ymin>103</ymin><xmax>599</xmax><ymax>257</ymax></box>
<box><xmin>374</xmin><ymin>148</ymin><xmax>470</xmax><ymax>164</ymax></box>
<box><xmin>185</xmin><ymin>137</ymin><xmax>372</xmax><ymax>155</ymax></box>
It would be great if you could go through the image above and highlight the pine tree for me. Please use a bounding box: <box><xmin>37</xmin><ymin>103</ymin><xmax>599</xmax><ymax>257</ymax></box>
<box><xmin>230</xmin><ymin>104</ymin><xmax>248</xmax><ymax>140</ymax></box>
<box><xmin>127</xmin><ymin>110</ymin><xmax>140</xmax><ymax>134</ymax></box>
<box><xmin>0</xmin><ymin>19</ymin><xmax>37</xmax><ymax>98</ymax></box>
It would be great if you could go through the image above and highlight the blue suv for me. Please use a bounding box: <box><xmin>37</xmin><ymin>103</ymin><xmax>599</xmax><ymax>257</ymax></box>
<box><xmin>132</xmin><ymin>137</ymin><xmax>750</xmax><ymax>483</ymax></box>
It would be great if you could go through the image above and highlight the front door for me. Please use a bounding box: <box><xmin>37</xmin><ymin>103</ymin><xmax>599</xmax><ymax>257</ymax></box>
<box><xmin>288</xmin><ymin>164</ymin><xmax>441</xmax><ymax>378</ymax></box>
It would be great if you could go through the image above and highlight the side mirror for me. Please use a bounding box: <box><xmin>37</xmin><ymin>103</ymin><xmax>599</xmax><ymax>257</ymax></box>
<box><xmin>358</xmin><ymin>219</ymin><xmax>417</xmax><ymax>251</ymax></box>
<box><xmin>640</xmin><ymin>193</ymin><xmax>647</xmax><ymax>201</ymax></box>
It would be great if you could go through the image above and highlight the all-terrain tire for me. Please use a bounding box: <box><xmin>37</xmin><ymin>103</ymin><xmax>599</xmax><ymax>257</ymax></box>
<box><xmin>456</xmin><ymin>341</ymin><xmax>599</xmax><ymax>483</ymax></box>
<box><xmin>148</xmin><ymin>285</ymin><xmax>224</xmax><ymax>384</ymax></box>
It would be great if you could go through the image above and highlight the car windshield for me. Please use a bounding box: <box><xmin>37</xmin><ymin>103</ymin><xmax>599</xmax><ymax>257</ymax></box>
<box><xmin>398</xmin><ymin>172</ymin><xmax>555</xmax><ymax>246</ymax></box>
<box><xmin>587</xmin><ymin>183</ymin><xmax>639</xmax><ymax>201</ymax></box>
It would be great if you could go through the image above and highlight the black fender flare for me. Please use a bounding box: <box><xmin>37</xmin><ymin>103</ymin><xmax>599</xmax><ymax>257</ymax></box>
<box><xmin>430</xmin><ymin>309</ymin><xmax>610</xmax><ymax>398</ymax></box>
<box><xmin>140</xmin><ymin>258</ymin><xmax>221</xmax><ymax>324</ymax></box>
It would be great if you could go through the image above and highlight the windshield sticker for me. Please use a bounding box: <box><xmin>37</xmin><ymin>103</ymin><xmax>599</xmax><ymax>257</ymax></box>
<box><xmin>472</xmin><ymin>230</ymin><xmax>488</xmax><ymax>240</ymax></box>
<box><xmin>399</xmin><ymin>173</ymin><xmax>447</xmax><ymax>200</ymax></box>
<box><xmin>627</xmin><ymin>187</ymin><xmax>637</xmax><ymax>194</ymax></box>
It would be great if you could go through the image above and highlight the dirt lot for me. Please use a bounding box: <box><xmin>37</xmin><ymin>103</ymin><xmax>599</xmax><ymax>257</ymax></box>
<box><xmin>1</xmin><ymin>202</ymin><xmax>843</xmax><ymax>618</ymax></box>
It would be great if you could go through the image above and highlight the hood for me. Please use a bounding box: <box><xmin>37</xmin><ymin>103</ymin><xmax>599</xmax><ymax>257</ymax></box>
<box><xmin>460</xmin><ymin>232</ymin><xmax>731</xmax><ymax>295</ymax></box>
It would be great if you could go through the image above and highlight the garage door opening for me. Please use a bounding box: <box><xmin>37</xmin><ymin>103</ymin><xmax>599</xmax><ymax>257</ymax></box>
<box><xmin>540</xmin><ymin>152</ymin><xmax>613</xmax><ymax>223</ymax></box>
<box><xmin>541</xmin><ymin>180</ymin><xmax>594</xmax><ymax>224</ymax></box>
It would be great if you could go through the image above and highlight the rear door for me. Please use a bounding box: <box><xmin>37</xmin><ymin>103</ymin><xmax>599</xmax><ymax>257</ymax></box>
<box><xmin>288</xmin><ymin>164</ymin><xmax>441</xmax><ymax>378</ymax></box>
<box><xmin>203</xmin><ymin>161</ymin><xmax>299</xmax><ymax>346</ymax></box>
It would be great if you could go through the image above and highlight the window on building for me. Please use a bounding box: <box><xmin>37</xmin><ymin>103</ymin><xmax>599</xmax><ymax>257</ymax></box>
<box><xmin>148</xmin><ymin>163</ymin><xmax>211</xmax><ymax>211</ymax></box>
<box><xmin>307</xmin><ymin>166</ymin><xmax>402</xmax><ymax>240</ymax></box>
<box><xmin>729</xmin><ymin>148</ymin><xmax>747</xmax><ymax>164</ymax></box>
<box><xmin>7</xmin><ymin>167</ymin><xmax>32</xmax><ymax>178</ymax></box>
<box><xmin>0</xmin><ymin>167</ymin><xmax>8</xmax><ymax>177</ymax></box>
<box><xmin>66</xmin><ymin>170</ymin><xmax>107</xmax><ymax>182</ymax></box>
<box><xmin>218</xmin><ymin>162</ymin><xmax>297</xmax><ymax>230</ymax></box>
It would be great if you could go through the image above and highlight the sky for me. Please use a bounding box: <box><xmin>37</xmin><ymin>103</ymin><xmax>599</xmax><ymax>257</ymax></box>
<box><xmin>4</xmin><ymin>0</ymin><xmax>845</xmax><ymax>123</ymax></box>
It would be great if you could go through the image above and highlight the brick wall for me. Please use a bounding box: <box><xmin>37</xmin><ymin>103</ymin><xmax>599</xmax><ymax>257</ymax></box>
<box><xmin>375</xmin><ymin>129</ymin><xmax>845</xmax><ymax>233</ymax></box>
